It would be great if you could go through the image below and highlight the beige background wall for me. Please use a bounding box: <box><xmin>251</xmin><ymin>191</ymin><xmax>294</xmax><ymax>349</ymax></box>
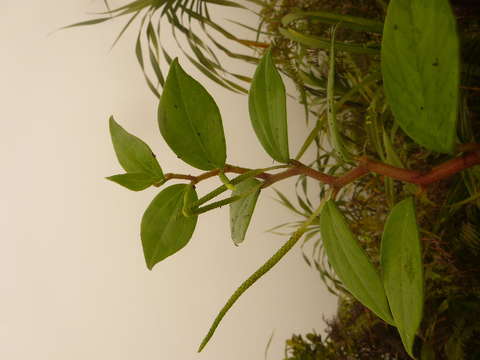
<box><xmin>0</xmin><ymin>1</ymin><xmax>337</xmax><ymax>359</ymax></box>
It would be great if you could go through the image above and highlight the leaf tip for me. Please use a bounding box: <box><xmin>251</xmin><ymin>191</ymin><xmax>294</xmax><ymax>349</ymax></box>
<box><xmin>108</xmin><ymin>115</ymin><xmax>118</xmax><ymax>131</ymax></box>
<box><xmin>145</xmin><ymin>258</ymin><xmax>155</xmax><ymax>271</ymax></box>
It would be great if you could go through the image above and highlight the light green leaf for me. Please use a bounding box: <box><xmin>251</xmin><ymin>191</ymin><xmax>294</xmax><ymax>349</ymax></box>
<box><xmin>320</xmin><ymin>200</ymin><xmax>394</xmax><ymax>324</ymax></box>
<box><xmin>158</xmin><ymin>59</ymin><xmax>226</xmax><ymax>170</ymax></box>
<box><xmin>381</xmin><ymin>197</ymin><xmax>423</xmax><ymax>357</ymax></box>
<box><xmin>107</xmin><ymin>173</ymin><xmax>161</xmax><ymax>191</ymax></box>
<box><xmin>230</xmin><ymin>178</ymin><xmax>261</xmax><ymax>245</ymax></box>
<box><xmin>381</xmin><ymin>0</ymin><xmax>460</xmax><ymax>153</ymax></box>
<box><xmin>182</xmin><ymin>183</ymin><xmax>196</xmax><ymax>217</ymax></box>
<box><xmin>61</xmin><ymin>17</ymin><xmax>111</xmax><ymax>29</ymax></box>
<box><xmin>141</xmin><ymin>184</ymin><xmax>198</xmax><ymax>270</ymax></box>
<box><xmin>248</xmin><ymin>49</ymin><xmax>290</xmax><ymax>163</ymax></box>
<box><xmin>109</xmin><ymin>116</ymin><xmax>164</xmax><ymax>178</ymax></box>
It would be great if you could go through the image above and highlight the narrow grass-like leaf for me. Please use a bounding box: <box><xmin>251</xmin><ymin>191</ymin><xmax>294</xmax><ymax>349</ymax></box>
<box><xmin>158</xmin><ymin>59</ymin><xmax>226</xmax><ymax>170</ymax></box>
<box><xmin>134</xmin><ymin>14</ymin><xmax>161</xmax><ymax>98</ymax></box>
<box><xmin>204</xmin><ymin>0</ymin><xmax>244</xmax><ymax>7</ymax></box>
<box><xmin>110</xmin><ymin>11</ymin><xmax>141</xmax><ymax>49</ymax></box>
<box><xmin>230</xmin><ymin>178</ymin><xmax>261</xmax><ymax>245</ymax></box>
<box><xmin>381</xmin><ymin>0</ymin><xmax>460</xmax><ymax>153</ymax></box>
<box><xmin>99</xmin><ymin>0</ymin><xmax>151</xmax><ymax>15</ymax></box>
<box><xmin>141</xmin><ymin>184</ymin><xmax>198</xmax><ymax>270</ymax></box>
<box><xmin>61</xmin><ymin>17</ymin><xmax>112</xmax><ymax>29</ymax></box>
<box><xmin>273</xmin><ymin>189</ymin><xmax>308</xmax><ymax>217</ymax></box>
<box><xmin>109</xmin><ymin>116</ymin><xmax>163</xmax><ymax>178</ymax></box>
<box><xmin>381</xmin><ymin>197</ymin><xmax>423</xmax><ymax>357</ymax></box>
<box><xmin>327</xmin><ymin>26</ymin><xmax>350</xmax><ymax>162</ymax></box>
<box><xmin>249</xmin><ymin>49</ymin><xmax>289</xmax><ymax>163</ymax></box>
<box><xmin>320</xmin><ymin>200</ymin><xmax>394</xmax><ymax>324</ymax></box>
<box><xmin>282</xmin><ymin>11</ymin><xmax>383</xmax><ymax>33</ymax></box>
<box><xmin>107</xmin><ymin>173</ymin><xmax>161</xmax><ymax>191</ymax></box>
<box><xmin>279</xmin><ymin>27</ymin><xmax>380</xmax><ymax>54</ymax></box>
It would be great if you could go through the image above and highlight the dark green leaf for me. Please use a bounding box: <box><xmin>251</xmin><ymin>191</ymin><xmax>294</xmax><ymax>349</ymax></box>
<box><xmin>109</xmin><ymin>116</ymin><xmax>163</xmax><ymax>178</ymax></box>
<box><xmin>327</xmin><ymin>26</ymin><xmax>350</xmax><ymax>161</ymax></box>
<box><xmin>282</xmin><ymin>11</ymin><xmax>383</xmax><ymax>33</ymax></box>
<box><xmin>279</xmin><ymin>27</ymin><xmax>380</xmax><ymax>54</ymax></box>
<box><xmin>158</xmin><ymin>59</ymin><xmax>226</xmax><ymax>170</ymax></box>
<box><xmin>230</xmin><ymin>178</ymin><xmax>261</xmax><ymax>245</ymax></box>
<box><xmin>141</xmin><ymin>184</ymin><xmax>198</xmax><ymax>270</ymax></box>
<box><xmin>320</xmin><ymin>200</ymin><xmax>394</xmax><ymax>324</ymax></box>
<box><xmin>381</xmin><ymin>197</ymin><xmax>423</xmax><ymax>357</ymax></box>
<box><xmin>381</xmin><ymin>0</ymin><xmax>460</xmax><ymax>153</ymax></box>
<box><xmin>249</xmin><ymin>49</ymin><xmax>290</xmax><ymax>163</ymax></box>
<box><xmin>107</xmin><ymin>173</ymin><xmax>161</xmax><ymax>191</ymax></box>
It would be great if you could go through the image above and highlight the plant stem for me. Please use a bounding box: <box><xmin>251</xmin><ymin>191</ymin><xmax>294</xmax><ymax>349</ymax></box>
<box><xmin>161</xmin><ymin>150</ymin><xmax>480</xmax><ymax>197</ymax></box>
<box><xmin>193</xmin><ymin>183</ymin><xmax>262</xmax><ymax>215</ymax></box>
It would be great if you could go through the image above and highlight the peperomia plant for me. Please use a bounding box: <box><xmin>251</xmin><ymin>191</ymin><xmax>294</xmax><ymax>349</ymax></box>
<box><xmin>105</xmin><ymin>0</ymin><xmax>480</xmax><ymax>358</ymax></box>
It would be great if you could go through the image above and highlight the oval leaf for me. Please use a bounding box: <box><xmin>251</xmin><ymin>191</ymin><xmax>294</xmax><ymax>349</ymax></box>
<box><xmin>109</xmin><ymin>116</ymin><xmax>164</xmax><ymax>178</ymax></box>
<box><xmin>230</xmin><ymin>178</ymin><xmax>261</xmax><ymax>245</ymax></box>
<box><xmin>158</xmin><ymin>59</ymin><xmax>226</xmax><ymax>170</ymax></box>
<box><xmin>107</xmin><ymin>173</ymin><xmax>161</xmax><ymax>191</ymax></box>
<box><xmin>249</xmin><ymin>49</ymin><xmax>290</xmax><ymax>163</ymax></box>
<box><xmin>320</xmin><ymin>200</ymin><xmax>394</xmax><ymax>324</ymax></box>
<box><xmin>141</xmin><ymin>184</ymin><xmax>198</xmax><ymax>270</ymax></box>
<box><xmin>381</xmin><ymin>0</ymin><xmax>459</xmax><ymax>153</ymax></box>
<box><xmin>381</xmin><ymin>197</ymin><xmax>423</xmax><ymax>357</ymax></box>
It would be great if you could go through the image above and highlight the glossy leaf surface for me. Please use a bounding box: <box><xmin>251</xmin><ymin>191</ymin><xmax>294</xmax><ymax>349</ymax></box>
<box><xmin>320</xmin><ymin>200</ymin><xmax>394</xmax><ymax>324</ymax></box>
<box><xmin>381</xmin><ymin>197</ymin><xmax>423</xmax><ymax>357</ymax></box>
<box><xmin>158</xmin><ymin>59</ymin><xmax>226</xmax><ymax>170</ymax></box>
<box><xmin>249</xmin><ymin>49</ymin><xmax>289</xmax><ymax>163</ymax></box>
<box><xmin>107</xmin><ymin>173</ymin><xmax>161</xmax><ymax>191</ymax></box>
<box><xmin>109</xmin><ymin>116</ymin><xmax>164</xmax><ymax>177</ymax></box>
<box><xmin>141</xmin><ymin>184</ymin><xmax>198</xmax><ymax>270</ymax></box>
<box><xmin>229</xmin><ymin>178</ymin><xmax>261</xmax><ymax>245</ymax></box>
<box><xmin>382</xmin><ymin>0</ymin><xmax>459</xmax><ymax>153</ymax></box>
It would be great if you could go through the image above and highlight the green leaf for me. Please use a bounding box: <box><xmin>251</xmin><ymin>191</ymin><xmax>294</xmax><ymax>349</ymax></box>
<box><xmin>158</xmin><ymin>59</ymin><xmax>226</xmax><ymax>170</ymax></box>
<box><xmin>248</xmin><ymin>49</ymin><xmax>290</xmax><ymax>163</ymax></box>
<box><xmin>278</xmin><ymin>27</ymin><xmax>380</xmax><ymax>54</ymax></box>
<box><xmin>327</xmin><ymin>26</ymin><xmax>350</xmax><ymax>162</ymax></box>
<box><xmin>107</xmin><ymin>173</ymin><xmax>161</xmax><ymax>191</ymax></box>
<box><xmin>230</xmin><ymin>178</ymin><xmax>261</xmax><ymax>245</ymax></box>
<box><xmin>109</xmin><ymin>116</ymin><xmax>164</xmax><ymax>178</ymax></box>
<box><xmin>320</xmin><ymin>200</ymin><xmax>394</xmax><ymax>324</ymax></box>
<box><xmin>141</xmin><ymin>184</ymin><xmax>198</xmax><ymax>270</ymax></box>
<box><xmin>282</xmin><ymin>11</ymin><xmax>384</xmax><ymax>33</ymax></box>
<box><xmin>61</xmin><ymin>17</ymin><xmax>112</xmax><ymax>29</ymax></box>
<box><xmin>381</xmin><ymin>197</ymin><xmax>423</xmax><ymax>357</ymax></box>
<box><xmin>182</xmin><ymin>183</ymin><xmax>196</xmax><ymax>217</ymax></box>
<box><xmin>381</xmin><ymin>0</ymin><xmax>460</xmax><ymax>153</ymax></box>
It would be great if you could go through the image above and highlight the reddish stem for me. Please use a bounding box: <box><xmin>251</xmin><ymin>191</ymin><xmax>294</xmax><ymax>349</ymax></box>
<box><xmin>163</xmin><ymin>150</ymin><xmax>480</xmax><ymax>192</ymax></box>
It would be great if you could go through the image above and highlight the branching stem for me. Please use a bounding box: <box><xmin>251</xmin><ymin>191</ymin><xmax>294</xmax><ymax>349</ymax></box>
<box><xmin>161</xmin><ymin>149</ymin><xmax>480</xmax><ymax>192</ymax></box>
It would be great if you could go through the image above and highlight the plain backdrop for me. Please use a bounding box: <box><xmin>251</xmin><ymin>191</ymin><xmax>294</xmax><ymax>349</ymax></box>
<box><xmin>0</xmin><ymin>1</ymin><xmax>337</xmax><ymax>359</ymax></box>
